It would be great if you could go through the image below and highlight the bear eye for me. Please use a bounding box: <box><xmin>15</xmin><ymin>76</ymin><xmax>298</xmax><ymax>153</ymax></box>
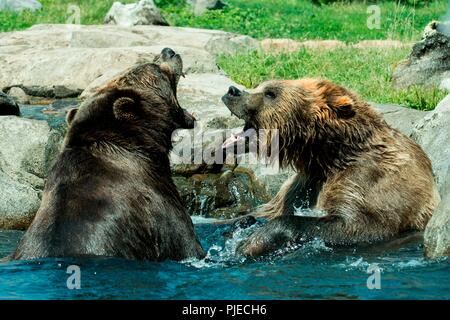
<box><xmin>265</xmin><ymin>90</ymin><xmax>277</xmax><ymax>99</ymax></box>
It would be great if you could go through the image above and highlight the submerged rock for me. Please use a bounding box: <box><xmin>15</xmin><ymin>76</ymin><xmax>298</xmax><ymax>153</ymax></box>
<box><xmin>174</xmin><ymin>167</ymin><xmax>271</xmax><ymax>219</ymax></box>
<box><xmin>393</xmin><ymin>21</ymin><xmax>450</xmax><ymax>90</ymax></box>
<box><xmin>0</xmin><ymin>91</ymin><xmax>20</xmax><ymax>116</ymax></box>
<box><xmin>0</xmin><ymin>117</ymin><xmax>64</xmax><ymax>230</ymax></box>
<box><xmin>104</xmin><ymin>0</ymin><xmax>169</xmax><ymax>27</ymax></box>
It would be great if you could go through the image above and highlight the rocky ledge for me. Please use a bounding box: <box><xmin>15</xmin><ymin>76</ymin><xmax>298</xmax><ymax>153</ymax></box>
<box><xmin>412</xmin><ymin>95</ymin><xmax>450</xmax><ymax>258</ymax></box>
<box><xmin>393</xmin><ymin>21</ymin><xmax>450</xmax><ymax>91</ymax></box>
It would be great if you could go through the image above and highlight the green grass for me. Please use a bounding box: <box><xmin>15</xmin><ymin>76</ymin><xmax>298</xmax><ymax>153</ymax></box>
<box><xmin>161</xmin><ymin>0</ymin><xmax>448</xmax><ymax>42</ymax></box>
<box><xmin>0</xmin><ymin>0</ymin><xmax>448</xmax><ymax>42</ymax></box>
<box><xmin>0</xmin><ymin>0</ymin><xmax>447</xmax><ymax>109</ymax></box>
<box><xmin>0</xmin><ymin>0</ymin><xmax>137</xmax><ymax>31</ymax></box>
<box><xmin>217</xmin><ymin>47</ymin><xmax>447</xmax><ymax>110</ymax></box>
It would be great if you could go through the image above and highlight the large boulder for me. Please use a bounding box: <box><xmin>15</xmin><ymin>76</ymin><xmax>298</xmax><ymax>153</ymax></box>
<box><xmin>0</xmin><ymin>24</ymin><xmax>259</xmax><ymax>98</ymax></box>
<box><xmin>411</xmin><ymin>94</ymin><xmax>450</xmax><ymax>258</ymax></box>
<box><xmin>0</xmin><ymin>0</ymin><xmax>42</xmax><ymax>12</ymax></box>
<box><xmin>0</xmin><ymin>172</ymin><xmax>41</xmax><ymax>230</ymax></box>
<box><xmin>6</xmin><ymin>87</ymin><xmax>30</xmax><ymax>105</ymax></box>
<box><xmin>1</xmin><ymin>46</ymin><xmax>217</xmax><ymax>98</ymax></box>
<box><xmin>412</xmin><ymin>94</ymin><xmax>450</xmax><ymax>191</ymax></box>
<box><xmin>187</xmin><ymin>0</ymin><xmax>226</xmax><ymax>16</ymax></box>
<box><xmin>0</xmin><ymin>91</ymin><xmax>20</xmax><ymax>116</ymax></box>
<box><xmin>393</xmin><ymin>21</ymin><xmax>450</xmax><ymax>90</ymax></box>
<box><xmin>104</xmin><ymin>0</ymin><xmax>168</xmax><ymax>27</ymax></box>
<box><xmin>0</xmin><ymin>117</ymin><xmax>64</xmax><ymax>230</ymax></box>
<box><xmin>374</xmin><ymin>103</ymin><xmax>426</xmax><ymax>136</ymax></box>
<box><xmin>424</xmin><ymin>169</ymin><xmax>450</xmax><ymax>259</ymax></box>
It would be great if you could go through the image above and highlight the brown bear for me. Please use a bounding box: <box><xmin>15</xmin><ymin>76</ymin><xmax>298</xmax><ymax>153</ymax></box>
<box><xmin>222</xmin><ymin>78</ymin><xmax>440</xmax><ymax>257</ymax></box>
<box><xmin>11</xmin><ymin>48</ymin><xmax>204</xmax><ymax>261</ymax></box>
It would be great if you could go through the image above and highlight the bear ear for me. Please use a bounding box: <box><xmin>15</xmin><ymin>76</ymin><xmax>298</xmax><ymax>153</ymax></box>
<box><xmin>333</xmin><ymin>96</ymin><xmax>356</xmax><ymax>119</ymax></box>
<box><xmin>113</xmin><ymin>97</ymin><xmax>137</xmax><ymax>121</ymax></box>
<box><xmin>66</xmin><ymin>108</ymin><xmax>78</xmax><ymax>125</ymax></box>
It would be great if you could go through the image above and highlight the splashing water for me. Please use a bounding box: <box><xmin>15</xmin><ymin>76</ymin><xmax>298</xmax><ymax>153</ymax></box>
<box><xmin>183</xmin><ymin>219</ymin><xmax>260</xmax><ymax>268</ymax></box>
<box><xmin>0</xmin><ymin>221</ymin><xmax>449</xmax><ymax>299</ymax></box>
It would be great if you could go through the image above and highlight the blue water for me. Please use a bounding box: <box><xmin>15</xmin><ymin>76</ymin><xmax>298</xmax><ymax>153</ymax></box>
<box><xmin>0</xmin><ymin>219</ymin><xmax>449</xmax><ymax>300</ymax></box>
<box><xmin>19</xmin><ymin>99</ymin><xmax>79</xmax><ymax>129</ymax></box>
<box><xmin>5</xmin><ymin>104</ymin><xmax>450</xmax><ymax>299</ymax></box>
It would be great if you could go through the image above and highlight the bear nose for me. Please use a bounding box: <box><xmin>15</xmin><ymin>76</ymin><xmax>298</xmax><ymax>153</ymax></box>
<box><xmin>228</xmin><ymin>86</ymin><xmax>241</xmax><ymax>97</ymax></box>
<box><xmin>161</xmin><ymin>47</ymin><xmax>176</xmax><ymax>58</ymax></box>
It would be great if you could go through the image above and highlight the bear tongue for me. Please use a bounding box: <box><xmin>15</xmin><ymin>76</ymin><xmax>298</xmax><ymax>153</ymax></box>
<box><xmin>221</xmin><ymin>129</ymin><xmax>252</xmax><ymax>149</ymax></box>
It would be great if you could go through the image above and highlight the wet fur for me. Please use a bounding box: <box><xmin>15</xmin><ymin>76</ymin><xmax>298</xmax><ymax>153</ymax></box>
<box><xmin>223</xmin><ymin>79</ymin><xmax>440</xmax><ymax>256</ymax></box>
<box><xmin>11</xmin><ymin>52</ymin><xmax>204</xmax><ymax>261</ymax></box>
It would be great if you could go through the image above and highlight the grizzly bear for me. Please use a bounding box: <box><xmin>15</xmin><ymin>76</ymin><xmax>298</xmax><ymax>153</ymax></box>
<box><xmin>222</xmin><ymin>78</ymin><xmax>440</xmax><ymax>257</ymax></box>
<box><xmin>11</xmin><ymin>48</ymin><xmax>204</xmax><ymax>261</ymax></box>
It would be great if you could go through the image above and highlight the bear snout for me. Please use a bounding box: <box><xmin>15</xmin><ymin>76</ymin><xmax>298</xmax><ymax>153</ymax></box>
<box><xmin>161</xmin><ymin>47</ymin><xmax>176</xmax><ymax>59</ymax></box>
<box><xmin>222</xmin><ymin>87</ymin><xmax>251</xmax><ymax>121</ymax></box>
<box><xmin>227</xmin><ymin>86</ymin><xmax>242</xmax><ymax>97</ymax></box>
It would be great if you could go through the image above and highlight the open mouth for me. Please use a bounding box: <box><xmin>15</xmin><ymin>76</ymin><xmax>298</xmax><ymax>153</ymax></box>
<box><xmin>222</xmin><ymin>122</ymin><xmax>255</xmax><ymax>150</ymax></box>
<box><xmin>221</xmin><ymin>86</ymin><xmax>257</xmax><ymax>151</ymax></box>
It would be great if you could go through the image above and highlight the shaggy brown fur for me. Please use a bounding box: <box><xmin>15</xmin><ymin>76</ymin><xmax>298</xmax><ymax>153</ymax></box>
<box><xmin>222</xmin><ymin>78</ymin><xmax>440</xmax><ymax>256</ymax></box>
<box><xmin>10</xmin><ymin>48</ymin><xmax>204</xmax><ymax>261</ymax></box>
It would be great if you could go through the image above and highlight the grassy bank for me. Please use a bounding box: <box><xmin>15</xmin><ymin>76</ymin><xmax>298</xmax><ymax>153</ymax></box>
<box><xmin>0</xmin><ymin>0</ymin><xmax>137</xmax><ymax>31</ymax></box>
<box><xmin>0</xmin><ymin>0</ymin><xmax>448</xmax><ymax>42</ymax></box>
<box><xmin>163</xmin><ymin>0</ymin><xmax>448</xmax><ymax>42</ymax></box>
<box><xmin>217</xmin><ymin>47</ymin><xmax>447</xmax><ymax>110</ymax></box>
<box><xmin>0</xmin><ymin>1</ymin><xmax>447</xmax><ymax>109</ymax></box>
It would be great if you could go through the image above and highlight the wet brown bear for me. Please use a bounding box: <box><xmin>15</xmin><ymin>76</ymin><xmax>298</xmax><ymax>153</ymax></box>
<box><xmin>11</xmin><ymin>48</ymin><xmax>204</xmax><ymax>261</ymax></box>
<box><xmin>222</xmin><ymin>78</ymin><xmax>440</xmax><ymax>256</ymax></box>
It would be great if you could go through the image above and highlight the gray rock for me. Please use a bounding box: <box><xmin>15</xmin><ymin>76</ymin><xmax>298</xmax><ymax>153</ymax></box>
<box><xmin>206</xmin><ymin>34</ymin><xmax>260</xmax><ymax>55</ymax></box>
<box><xmin>0</xmin><ymin>24</ymin><xmax>258</xmax><ymax>54</ymax></box>
<box><xmin>411</xmin><ymin>94</ymin><xmax>450</xmax><ymax>192</ymax></box>
<box><xmin>393</xmin><ymin>21</ymin><xmax>450</xmax><ymax>89</ymax></box>
<box><xmin>0</xmin><ymin>171</ymin><xmax>41</xmax><ymax>230</ymax></box>
<box><xmin>424</xmin><ymin>169</ymin><xmax>450</xmax><ymax>259</ymax></box>
<box><xmin>187</xmin><ymin>0</ymin><xmax>226</xmax><ymax>16</ymax></box>
<box><xmin>104</xmin><ymin>0</ymin><xmax>168</xmax><ymax>27</ymax></box>
<box><xmin>174</xmin><ymin>167</ymin><xmax>271</xmax><ymax>219</ymax></box>
<box><xmin>411</xmin><ymin>95</ymin><xmax>450</xmax><ymax>258</ymax></box>
<box><xmin>0</xmin><ymin>117</ymin><xmax>64</xmax><ymax>230</ymax></box>
<box><xmin>0</xmin><ymin>91</ymin><xmax>20</xmax><ymax>116</ymax></box>
<box><xmin>239</xmin><ymin>164</ymin><xmax>295</xmax><ymax>198</ymax></box>
<box><xmin>373</xmin><ymin>103</ymin><xmax>427</xmax><ymax>136</ymax></box>
<box><xmin>0</xmin><ymin>0</ymin><xmax>42</xmax><ymax>12</ymax></box>
<box><xmin>0</xmin><ymin>24</ymin><xmax>261</xmax><ymax>96</ymax></box>
<box><xmin>440</xmin><ymin>78</ymin><xmax>450</xmax><ymax>91</ymax></box>
<box><xmin>2</xmin><ymin>46</ymin><xmax>217</xmax><ymax>99</ymax></box>
<box><xmin>7</xmin><ymin>87</ymin><xmax>29</xmax><ymax>104</ymax></box>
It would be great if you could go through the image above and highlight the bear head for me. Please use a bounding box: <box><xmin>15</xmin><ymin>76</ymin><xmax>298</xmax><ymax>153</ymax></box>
<box><xmin>222</xmin><ymin>79</ymin><xmax>383</xmax><ymax>173</ymax></box>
